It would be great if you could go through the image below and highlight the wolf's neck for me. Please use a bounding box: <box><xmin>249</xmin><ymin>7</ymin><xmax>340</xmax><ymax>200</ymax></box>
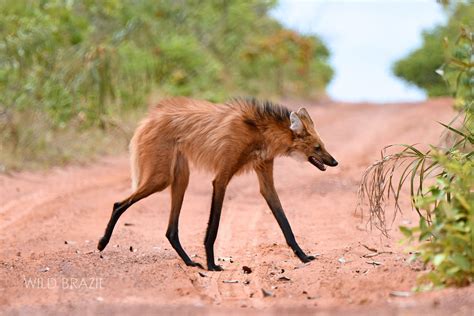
<box><xmin>259</xmin><ymin>122</ymin><xmax>293</xmax><ymax>159</ymax></box>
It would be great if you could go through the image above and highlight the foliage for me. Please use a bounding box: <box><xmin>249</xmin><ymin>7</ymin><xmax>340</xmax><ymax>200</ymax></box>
<box><xmin>0</xmin><ymin>0</ymin><xmax>333</xmax><ymax>170</ymax></box>
<box><xmin>403</xmin><ymin>150</ymin><xmax>473</xmax><ymax>288</ymax></box>
<box><xmin>358</xmin><ymin>27</ymin><xmax>473</xmax><ymax>288</ymax></box>
<box><xmin>241</xmin><ymin>29</ymin><xmax>333</xmax><ymax>97</ymax></box>
<box><xmin>392</xmin><ymin>1</ymin><xmax>474</xmax><ymax>97</ymax></box>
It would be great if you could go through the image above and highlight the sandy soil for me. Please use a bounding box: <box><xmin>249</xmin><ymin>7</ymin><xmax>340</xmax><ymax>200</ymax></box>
<box><xmin>1</xmin><ymin>99</ymin><xmax>472</xmax><ymax>315</ymax></box>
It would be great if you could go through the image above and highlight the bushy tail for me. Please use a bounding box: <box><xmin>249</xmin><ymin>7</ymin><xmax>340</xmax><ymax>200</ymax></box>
<box><xmin>129</xmin><ymin>150</ymin><xmax>138</xmax><ymax>192</ymax></box>
<box><xmin>129</xmin><ymin>119</ymin><xmax>147</xmax><ymax>192</ymax></box>
<box><xmin>129</xmin><ymin>139</ymin><xmax>139</xmax><ymax>192</ymax></box>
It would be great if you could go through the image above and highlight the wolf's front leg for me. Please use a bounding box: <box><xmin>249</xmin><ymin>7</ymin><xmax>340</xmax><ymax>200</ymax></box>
<box><xmin>204</xmin><ymin>175</ymin><xmax>231</xmax><ymax>271</ymax></box>
<box><xmin>255</xmin><ymin>160</ymin><xmax>315</xmax><ymax>263</ymax></box>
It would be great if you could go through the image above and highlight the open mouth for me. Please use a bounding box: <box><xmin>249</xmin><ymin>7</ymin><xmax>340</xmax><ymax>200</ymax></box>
<box><xmin>308</xmin><ymin>156</ymin><xmax>326</xmax><ymax>171</ymax></box>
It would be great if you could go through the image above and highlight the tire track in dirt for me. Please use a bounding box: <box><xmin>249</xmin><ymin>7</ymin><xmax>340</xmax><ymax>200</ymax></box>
<box><xmin>0</xmin><ymin>172</ymin><xmax>127</xmax><ymax>231</ymax></box>
<box><xmin>186</xmin><ymin>174</ymin><xmax>267</xmax><ymax>306</ymax></box>
<box><xmin>212</xmin><ymin>194</ymin><xmax>263</xmax><ymax>304</ymax></box>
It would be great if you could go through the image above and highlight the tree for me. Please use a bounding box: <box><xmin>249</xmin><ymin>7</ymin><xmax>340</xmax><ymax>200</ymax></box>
<box><xmin>392</xmin><ymin>1</ymin><xmax>474</xmax><ymax>97</ymax></box>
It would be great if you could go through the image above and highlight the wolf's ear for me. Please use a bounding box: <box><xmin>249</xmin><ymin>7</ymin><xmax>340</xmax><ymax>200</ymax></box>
<box><xmin>297</xmin><ymin>107</ymin><xmax>313</xmax><ymax>126</ymax></box>
<box><xmin>290</xmin><ymin>111</ymin><xmax>304</xmax><ymax>134</ymax></box>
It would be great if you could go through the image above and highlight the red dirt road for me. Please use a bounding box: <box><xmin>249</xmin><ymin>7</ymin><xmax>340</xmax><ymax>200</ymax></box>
<box><xmin>1</xmin><ymin>99</ymin><xmax>473</xmax><ymax>315</ymax></box>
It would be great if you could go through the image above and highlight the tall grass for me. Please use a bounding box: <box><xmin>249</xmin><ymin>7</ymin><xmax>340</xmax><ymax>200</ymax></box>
<box><xmin>358</xmin><ymin>27</ymin><xmax>473</xmax><ymax>288</ymax></box>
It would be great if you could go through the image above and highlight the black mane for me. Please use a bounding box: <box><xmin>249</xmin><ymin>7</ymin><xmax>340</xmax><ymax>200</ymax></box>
<box><xmin>227</xmin><ymin>97</ymin><xmax>291</xmax><ymax>123</ymax></box>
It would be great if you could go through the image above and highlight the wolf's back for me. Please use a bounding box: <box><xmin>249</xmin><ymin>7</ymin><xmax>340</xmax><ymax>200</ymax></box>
<box><xmin>128</xmin><ymin>97</ymin><xmax>289</xmax><ymax>188</ymax></box>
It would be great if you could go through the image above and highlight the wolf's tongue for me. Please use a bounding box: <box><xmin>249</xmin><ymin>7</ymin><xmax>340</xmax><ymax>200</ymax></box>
<box><xmin>308</xmin><ymin>156</ymin><xmax>326</xmax><ymax>171</ymax></box>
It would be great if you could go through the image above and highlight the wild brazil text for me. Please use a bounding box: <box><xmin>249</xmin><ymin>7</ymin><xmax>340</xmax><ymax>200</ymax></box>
<box><xmin>23</xmin><ymin>277</ymin><xmax>104</xmax><ymax>289</ymax></box>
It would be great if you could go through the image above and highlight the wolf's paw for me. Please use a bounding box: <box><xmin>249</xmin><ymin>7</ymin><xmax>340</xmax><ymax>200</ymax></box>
<box><xmin>300</xmin><ymin>254</ymin><xmax>316</xmax><ymax>263</ymax></box>
<box><xmin>97</xmin><ymin>237</ymin><xmax>109</xmax><ymax>251</ymax></box>
<box><xmin>186</xmin><ymin>261</ymin><xmax>204</xmax><ymax>269</ymax></box>
<box><xmin>207</xmin><ymin>264</ymin><xmax>224</xmax><ymax>271</ymax></box>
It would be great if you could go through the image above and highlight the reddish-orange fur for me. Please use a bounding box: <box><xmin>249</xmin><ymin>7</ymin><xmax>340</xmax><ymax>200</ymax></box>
<box><xmin>98</xmin><ymin>97</ymin><xmax>338</xmax><ymax>271</ymax></box>
<box><xmin>132</xmin><ymin>97</ymin><xmax>290</xmax><ymax>188</ymax></box>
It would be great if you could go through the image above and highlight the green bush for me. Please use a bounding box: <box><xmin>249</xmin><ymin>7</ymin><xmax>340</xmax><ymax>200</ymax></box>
<box><xmin>359</xmin><ymin>26</ymin><xmax>473</xmax><ymax>289</ymax></box>
<box><xmin>401</xmin><ymin>150</ymin><xmax>473</xmax><ymax>288</ymax></box>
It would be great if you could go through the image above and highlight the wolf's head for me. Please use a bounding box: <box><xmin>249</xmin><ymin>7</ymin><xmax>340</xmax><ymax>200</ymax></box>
<box><xmin>288</xmin><ymin>108</ymin><xmax>338</xmax><ymax>171</ymax></box>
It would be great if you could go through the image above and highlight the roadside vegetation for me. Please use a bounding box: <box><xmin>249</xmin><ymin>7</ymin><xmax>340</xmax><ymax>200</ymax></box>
<box><xmin>0</xmin><ymin>0</ymin><xmax>333</xmax><ymax>171</ymax></box>
<box><xmin>392</xmin><ymin>1</ymin><xmax>473</xmax><ymax>97</ymax></box>
<box><xmin>360</xmin><ymin>0</ymin><xmax>473</xmax><ymax>290</ymax></box>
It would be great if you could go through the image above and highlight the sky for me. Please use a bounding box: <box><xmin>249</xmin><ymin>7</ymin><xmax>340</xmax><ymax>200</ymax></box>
<box><xmin>271</xmin><ymin>0</ymin><xmax>447</xmax><ymax>103</ymax></box>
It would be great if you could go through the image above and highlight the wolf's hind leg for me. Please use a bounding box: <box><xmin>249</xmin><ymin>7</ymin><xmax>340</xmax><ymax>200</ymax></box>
<box><xmin>98</xmin><ymin>153</ymin><xmax>172</xmax><ymax>252</ymax></box>
<box><xmin>97</xmin><ymin>179</ymin><xmax>167</xmax><ymax>251</ymax></box>
<box><xmin>166</xmin><ymin>152</ymin><xmax>203</xmax><ymax>268</ymax></box>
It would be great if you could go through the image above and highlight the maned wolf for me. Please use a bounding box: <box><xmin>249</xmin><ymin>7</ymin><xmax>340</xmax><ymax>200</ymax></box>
<box><xmin>98</xmin><ymin>97</ymin><xmax>338</xmax><ymax>271</ymax></box>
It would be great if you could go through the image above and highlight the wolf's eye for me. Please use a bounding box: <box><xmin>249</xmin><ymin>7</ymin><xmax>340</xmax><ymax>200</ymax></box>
<box><xmin>315</xmin><ymin>145</ymin><xmax>321</xmax><ymax>151</ymax></box>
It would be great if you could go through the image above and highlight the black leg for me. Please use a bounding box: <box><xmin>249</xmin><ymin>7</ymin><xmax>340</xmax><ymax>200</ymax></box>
<box><xmin>97</xmin><ymin>185</ymin><xmax>159</xmax><ymax>251</ymax></box>
<box><xmin>166</xmin><ymin>154</ymin><xmax>203</xmax><ymax>268</ymax></box>
<box><xmin>98</xmin><ymin>201</ymin><xmax>133</xmax><ymax>251</ymax></box>
<box><xmin>204</xmin><ymin>177</ymin><xmax>229</xmax><ymax>271</ymax></box>
<box><xmin>255</xmin><ymin>160</ymin><xmax>315</xmax><ymax>263</ymax></box>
